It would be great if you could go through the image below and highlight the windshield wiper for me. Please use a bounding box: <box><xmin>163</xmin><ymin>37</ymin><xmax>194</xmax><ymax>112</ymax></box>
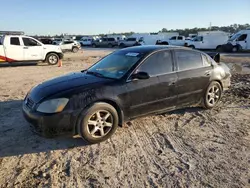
<box><xmin>86</xmin><ymin>71</ymin><xmax>106</xmax><ymax>78</ymax></box>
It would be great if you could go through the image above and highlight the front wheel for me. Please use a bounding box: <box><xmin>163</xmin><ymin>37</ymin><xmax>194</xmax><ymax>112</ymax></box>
<box><xmin>108</xmin><ymin>43</ymin><xmax>113</xmax><ymax>48</ymax></box>
<box><xmin>72</xmin><ymin>47</ymin><xmax>79</xmax><ymax>53</ymax></box>
<box><xmin>202</xmin><ymin>81</ymin><xmax>222</xmax><ymax>109</ymax></box>
<box><xmin>232</xmin><ymin>46</ymin><xmax>238</xmax><ymax>52</ymax></box>
<box><xmin>46</xmin><ymin>53</ymin><xmax>59</xmax><ymax>65</ymax></box>
<box><xmin>77</xmin><ymin>102</ymin><xmax>119</xmax><ymax>144</ymax></box>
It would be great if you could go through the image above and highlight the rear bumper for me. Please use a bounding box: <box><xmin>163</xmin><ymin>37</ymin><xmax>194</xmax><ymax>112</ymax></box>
<box><xmin>22</xmin><ymin>103</ymin><xmax>77</xmax><ymax>136</ymax></box>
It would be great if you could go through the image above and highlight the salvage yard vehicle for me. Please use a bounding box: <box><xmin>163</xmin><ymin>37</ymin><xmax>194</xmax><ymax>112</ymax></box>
<box><xmin>59</xmin><ymin>40</ymin><xmax>81</xmax><ymax>53</ymax></box>
<box><xmin>184</xmin><ymin>31</ymin><xmax>230</xmax><ymax>50</ymax></box>
<box><xmin>23</xmin><ymin>45</ymin><xmax>231</xmax><ymax>144</ymax></box>
<box><xmin>118</xmin><ymin>37</ymin><xmax>144</xmax><ymax>48</ymax></box>
<box><xmin>92</xmin><ymin>37</ymin><xmax>118</xmax><ymax>48</ymax></box>
<box><xmin>0</xmin><ymin>31</ymin><xmax>63</xmax><ymax>65</ymax></box>
<box><xmin>225</xmin><ymin>29</ymin><xmax>250</xmax><ymax>52</ymax></box>
<box><xmin>156</xmin><ymin>35</ymin><xmax>186</xmax><ymax>46</ymax></box>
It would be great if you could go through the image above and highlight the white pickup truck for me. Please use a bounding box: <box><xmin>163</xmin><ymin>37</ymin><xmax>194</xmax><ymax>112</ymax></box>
<box><xmin>0</xmin><ymin>33</ymin><xmax>63</xmax><ymax>65</ymax></box>
<box><xmin>156</xmin><ymin>35</ymin><xmax>186</xmax><ymax>46</ymax></box>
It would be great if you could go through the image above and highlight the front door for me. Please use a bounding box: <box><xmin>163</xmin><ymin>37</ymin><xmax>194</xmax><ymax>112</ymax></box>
<box><xmin>174</xmin><ymin>50</ymin><xmax>212</xmax><ymax>107</ymax></box>
<box><xmin>237</xmin><ymin>34</ymin><xmax>248</xmax><ymax>50</ymax></box>
<box><xmin>22</xmin><ymin>37</ymin><xmax>43</xmax><ymax>60</ymax></box>
<box><xmin>127</xmin><ymin>50</ymin><xmax>177</xmax><ymax>118</ymax></box>
<box><xmin>4</xmin><ymin>36</ymin><xmax>24</xmax><ymax>62</ymax></box>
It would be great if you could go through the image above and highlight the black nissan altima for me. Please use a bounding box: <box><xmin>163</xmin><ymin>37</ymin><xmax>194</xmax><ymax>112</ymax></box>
<box><xmin>23</xmin><ymin>45</ymin><xmax>231</xmax><ymax>143</ymax></box>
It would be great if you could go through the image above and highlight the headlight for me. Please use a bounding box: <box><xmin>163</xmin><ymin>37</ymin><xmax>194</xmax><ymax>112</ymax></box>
<box><xmin>36</xmin><ymin>98</ymin><xmax>69</xmax><ymax>113</ymax></box>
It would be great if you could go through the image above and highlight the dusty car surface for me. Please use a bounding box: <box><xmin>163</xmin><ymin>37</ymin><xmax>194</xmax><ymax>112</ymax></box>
<box><xmin>22</xmin><ymin>45</ymin><xmax>231</xmax><ymax>143</ymax></box>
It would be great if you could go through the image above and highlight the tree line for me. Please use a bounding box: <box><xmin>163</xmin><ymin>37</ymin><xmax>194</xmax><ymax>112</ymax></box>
<box><xmin>159</xmin><ymin>23</ymin><xmax>250</xmax><ymax>36</ymax></box>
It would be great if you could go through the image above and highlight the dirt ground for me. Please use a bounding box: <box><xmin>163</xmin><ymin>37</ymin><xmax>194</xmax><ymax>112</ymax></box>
<box><xmin>0</xmin><ymin>49</ymin><xmax>250</xmax><ymax>188</ymax></box>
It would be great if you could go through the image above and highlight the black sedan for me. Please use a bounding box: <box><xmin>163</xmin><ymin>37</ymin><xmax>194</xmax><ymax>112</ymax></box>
<box><xmin>23</xmin><ymin>46</ymin><xmax>231</xmax><ymax>143</ymax></box>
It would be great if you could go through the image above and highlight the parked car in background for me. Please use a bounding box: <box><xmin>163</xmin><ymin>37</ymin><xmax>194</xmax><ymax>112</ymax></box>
<box><xmin>225</xmin><ymin>29</ymin><xmax>250</xmax><ymax>52</ymax></box>
<box><xmin>0</xmin><ymin>31</ymin><xmax>63</xmax><ymax>65</ymax></box>
<box><xmin>118</xmin><ymin>37</ymin><xmax>144</xmax><ymax>47</ymax></box>
<box><xmin>52</xmin><ymin>38</ymin><xmax>63</xmax><ymax>45</ymax></box>
<box><xmin>23</xmin><ymin>45</ymin><xmax>231</xmax><ymax>144</ymax></box>
<box><xmin>59</xmin><ymin>40</ymin><xmax>81</xmax><ymax>53</ymax></box>
<box><xmin>92</xmin><ymin>37</ymin><xmax>118</xmax><ymax>48</ymax></box>
<box><xmin>38</xmin><ymin>38</ymin><xmax>53</xmax><ymax>45</ymax></box>
<box><xmin>156</xmin><ymin>35</ymin><xmax>186</xmax><ymax>46</ymax></box>
<box><xmin>185</xmin><ymin>31</ymin><xmax>230</xmax><ymax>50</ymax></box>
<box><xmin>79</xmin><ymin>38</ymin><xmax>93</xmax><ymax>46</ymax></box>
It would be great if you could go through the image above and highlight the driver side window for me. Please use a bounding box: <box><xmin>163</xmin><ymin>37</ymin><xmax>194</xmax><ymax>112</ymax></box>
<box><xmin>136</xmin><ymin>51</ymin><xmax>173</xmax><ymax>77</ymax></box>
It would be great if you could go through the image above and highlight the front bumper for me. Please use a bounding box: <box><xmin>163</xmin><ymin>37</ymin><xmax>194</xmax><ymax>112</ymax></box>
<box><xmin>22</xmin><ymin>103</ymin><xmax>77</xmax><ymax>137</ymax></box>
<box><xmin>222</xmin><ymin>77</ymin><xmax>231</xmax><ymax>91</ymax></box>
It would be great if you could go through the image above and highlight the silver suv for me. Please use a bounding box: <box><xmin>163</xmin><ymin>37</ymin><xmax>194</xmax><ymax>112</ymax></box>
<box><xmin>92</xmin><ymin>37</ymin><xmax>118</xmax><ymax>48</ymax></box>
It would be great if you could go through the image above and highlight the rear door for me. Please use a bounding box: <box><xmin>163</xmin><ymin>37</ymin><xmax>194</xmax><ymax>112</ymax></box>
<box><xmin>22</xmin><ymin>37</ymin><xmax>43</xmax><ymax>60</ymax></box>
<box><xmin>4</xmin><ymin>36</ymin><xmax>24</xmax><ymax>61</ymax></box>
<box><xmin>126</xmin><ymin>50</ymin><xmax>178</xmax><ymax>118</ymax></box>
<box><xmin>101</xmin><ymin>38</ymin><xmax>108</xmax><ymax>47</ymax></box>
<box><xmin>174</xmin><ymin>50</ymin><xmax>212</xmax><ymax>107</ymax></box>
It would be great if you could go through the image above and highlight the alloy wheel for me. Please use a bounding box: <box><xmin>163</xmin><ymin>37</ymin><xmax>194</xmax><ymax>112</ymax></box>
<box><xmin>49</xmin><ymin>55</ymin><xmax>58</xmax><ymax>64</ymax></box>
<box><xmin>207</xmin><ymin>85</ymin><xmax>220</xmax><ymax>105</ymax></box>
<box><xmin>87</xmin><ymin>110</ymin><xmax>113</xmax><ymax>138</ymax></box>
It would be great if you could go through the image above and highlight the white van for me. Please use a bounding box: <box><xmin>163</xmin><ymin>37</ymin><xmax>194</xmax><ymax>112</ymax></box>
<box><xmin>185</xmin><ymin>31</ymin><xmax>230</xmax><ymax>50</ymax></box>
<box><xmin>227</xmin><ymin>29</ymin><xmax>250</xmax><ymax>52</ymax></box>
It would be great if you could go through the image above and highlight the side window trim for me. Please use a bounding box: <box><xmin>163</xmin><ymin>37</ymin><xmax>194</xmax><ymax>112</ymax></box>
<box><xmin>174</xmin><ymin>50</ymin><xmax>204</xmax><ymax>72</ymax></box>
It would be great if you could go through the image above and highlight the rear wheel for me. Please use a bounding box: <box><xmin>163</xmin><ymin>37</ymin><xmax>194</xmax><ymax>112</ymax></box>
<box><xmin>92</xmin><ymin>43</ymin><xmax>97</xmax><ymax>48</ymax></box>
<box><xmin>216</xmin><ymin>45</ymin><xmax>222</xmax><ymax>52</ymax></box>
<box><xmin>189</xmin><ymin>45</ymin><xmax>195</xmax><ymax>49</ymax></box>
<box><xmin>46</xmin><ymin>53</ymin><xmax>59</xmax><ymax>65</ymax></box>
<box><xmin>202</xmin><ymin>81</ymin><xmax>222</xmax><ymax>109</ymax></box>
<box><xmin>108</xmin><ymin>43</ymin><xmax>113</xmax><ymax>48</ymax></box>
<box><xmin>77</xmin><ymin>102</ymin><xmax>119</xmax><ymax>144</ymax></box>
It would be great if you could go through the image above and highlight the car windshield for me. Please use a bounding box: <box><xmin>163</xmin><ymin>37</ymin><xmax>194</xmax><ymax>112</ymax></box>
<box><xmin>228</xmin><ymin>33</ymin><xmax>241</xmax><ymax>41</ymax></box>
<box><xmin>87</xmin><ymin>51</ymin><xmax>143</xmax><ymax>79</ymax></box>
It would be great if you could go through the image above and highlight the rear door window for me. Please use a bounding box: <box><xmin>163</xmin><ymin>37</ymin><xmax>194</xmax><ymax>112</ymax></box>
<box><xmin>137</xmin><ymin>51</ymin><xmax>173</xmax><ymax>76</ymax></box>
<box><xmin>108</xmin><ymin>38</ymin><xmax>115</xmax><ymax>41</ymax></box>
<box><xmin>175</xmin><ymin>50</ymin><xmax>203</xmax><ymax>71</ymax></box>
<box><xmin>177</xmin><ymin>36</ymin><xmax>183</xmax><ymax>40</ymax></box>
<box><xmin>10</xmin><ymin>37</ymin><xmax>20</xmax><ymax>45</ymax></box>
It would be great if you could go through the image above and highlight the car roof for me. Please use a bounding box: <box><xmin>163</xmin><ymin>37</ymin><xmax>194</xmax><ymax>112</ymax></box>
<box><xmin>118</xmin><ymin>45</ymin><xmax>191</xmax><ymax>54</ymax></box>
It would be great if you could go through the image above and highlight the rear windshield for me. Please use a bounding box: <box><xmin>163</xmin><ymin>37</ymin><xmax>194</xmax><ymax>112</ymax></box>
<box><xmin>87</xmin><ymin>51</ymin><xmax>144</xmax><ymax>79</ymax></box>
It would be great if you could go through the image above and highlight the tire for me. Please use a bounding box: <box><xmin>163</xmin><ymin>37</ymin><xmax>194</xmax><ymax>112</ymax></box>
<box><xmin>77</xmin><ymin>102</ymin><xmax>119</xmax><ymax>144</ymax></box>
<box><xmin>216</xmin><ymin>45</ymin><xmax>222</xmax><ymax>52</ymax></box>
<box><xmin>202</xmin><ymin>81</ymin><xmax>222</xmax><ymax>109</ymax></box>
<box><xmin>92</xmin><ymin>43</ymin><xmax>97</xmax><ymax>48</ymax></box>
<box><xmin>232</xmin><ymin>46</ymin><xmax>238</xmax><ymax>52</ymax></box>
<box><xmin>119</xmin><ymin>43</ymin><xmax>125</xmax><ymax>48</ymax></box>
<box><xmin>189</xmin><ymin>45</ymin><xmax>195</xmax><ymax>49</ymax></box>
<box><xmin>108</xmin><ymin>43</ymin><xmax>113</xmax><ymax>48</ymax></box>
<box><xmin>72</xmin><ymin>47</ymin><xmax>79</xmax><ymax>53</ymax></box>
<box><xmin>46</xmin><ymin>53</ymin><xmax>59</xmax><ymax>65</ymax></box>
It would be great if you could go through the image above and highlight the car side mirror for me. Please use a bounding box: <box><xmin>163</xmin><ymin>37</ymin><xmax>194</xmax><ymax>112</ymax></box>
<box><xmin>131</xmin><ymin>72</ymin><xmax>150</xmax><ymax>80</ymax></box>
<box><xmin>214</xmin><ymin>53</ymin><xmax>220</xmax><ymax>63</ymax></box>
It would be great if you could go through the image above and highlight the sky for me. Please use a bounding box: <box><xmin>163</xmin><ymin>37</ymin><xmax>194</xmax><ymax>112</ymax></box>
<box><xmin>1</xmin><ymin>0</ymin><xmax>250</xmax><ymax>35</ymax></box>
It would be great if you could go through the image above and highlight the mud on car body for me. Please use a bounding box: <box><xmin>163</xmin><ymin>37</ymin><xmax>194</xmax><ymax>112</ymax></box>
<box><xmin>23</xmin><ymin>45</ymin><xmax>231</xmax><ymax>144</ymax></box>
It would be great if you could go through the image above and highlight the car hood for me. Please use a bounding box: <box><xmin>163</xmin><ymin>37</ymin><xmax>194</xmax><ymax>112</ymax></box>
<box><xmin>43</xmin><ymin>44</ymin><xmax>62</xmax><ymax>52</ymax></box>
<box><xmin>29</xmin><ymin>72</ymin><xmax>113</xmax><ymax>103</ymax></box>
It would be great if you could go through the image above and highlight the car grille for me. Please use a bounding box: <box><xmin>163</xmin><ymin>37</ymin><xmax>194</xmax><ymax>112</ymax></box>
<box><xmin>26</xmin><ymin>97</ymin><xmax>35</xmax><ymax>109</ymax></box>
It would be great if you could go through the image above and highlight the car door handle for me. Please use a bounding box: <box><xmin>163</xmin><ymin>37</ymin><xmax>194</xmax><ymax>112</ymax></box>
<box><xmin>169</xmin><ymin>82</ymin><xmax>176</xmax><ymax>86</ymax></box>
<box><xmin>23</xmin><ymin>47</ymin><xmax>28</xmax><ymax>49</ymax></box>
<box><xmin>205</xmin><ymin>71</ymin><xmax>211</xmax><ymax>76</ymax></box>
